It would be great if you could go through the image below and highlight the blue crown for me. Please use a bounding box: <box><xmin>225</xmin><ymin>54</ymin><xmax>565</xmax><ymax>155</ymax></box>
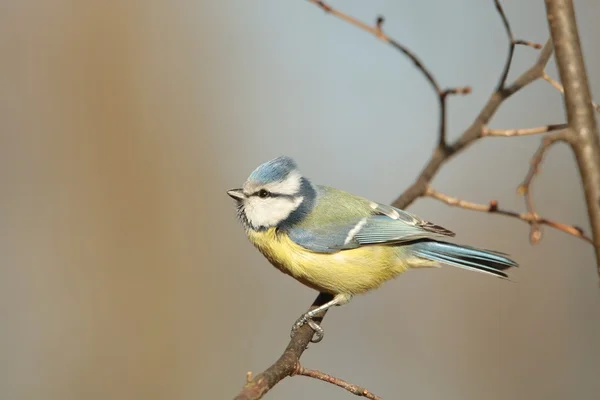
<box><xmin>248</xmin><ymin>156</ymin><xmax>298</xmax><ymax>184</ymax></box>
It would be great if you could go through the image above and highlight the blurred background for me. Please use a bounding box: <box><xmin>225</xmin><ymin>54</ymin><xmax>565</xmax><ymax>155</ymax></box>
<box><xmin>1</xmin><ymin>1</ymin><xmax>599</xmax><ymax>399</ymax></box>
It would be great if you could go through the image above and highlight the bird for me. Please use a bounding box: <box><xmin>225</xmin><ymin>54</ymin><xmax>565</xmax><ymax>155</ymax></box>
<box><xmin>227</xmin><ymin>156</ymin><xmax>518</xmax><ymax>342</ymax></box>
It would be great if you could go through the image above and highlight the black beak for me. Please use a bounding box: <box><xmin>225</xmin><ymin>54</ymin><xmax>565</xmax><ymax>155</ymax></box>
<box><xmin>227</xmin><ymin>188</ymin><xmax>246</xmax><ymax>201</ymax></box>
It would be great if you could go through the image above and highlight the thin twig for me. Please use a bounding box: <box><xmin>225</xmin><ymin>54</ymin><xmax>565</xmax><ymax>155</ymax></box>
<box><xmin>543</xmin><ymin>71</ymin><xmax>600</xmax><ymax>113</ymax></box>
<box><xmin>425</xmin><ymin>186</ymin><xmax>592</xmax><ymax>244</ymax></box>
<box><xmin>309</xmin><ymin>0</ymin><xmax>439</xmax><ymax>94</ymax></box>
<box><xmin>542</xmin><ymin>71</ymin><xmax>563</xmax><ymax>92</ymax></box>
<box><xmin>294</xmin><ymin>365</ymin><xmax>382</xmax><ymax>400</ymax></box>
<box><xmin>494</xmin><ymin>0</ymin><xmax>544</xmax><ymax>90</ymax></box>
<box><xmin>494</xmin><ymin>0</ymin><xmax>516</xmax><ymax>90</ymax></box>
<box><xmin>517</xmin><ymin>131</ymin><xmax>570</xmax><ymax>243</ymax></box>
<box><xmin>309</xmin><ymin>0</ymin><xmax>470</xmax><ymax>149</ymax></box>
<box><xmin>392</xmin><ymin>39</ymin><xmax>554</xmax><ymax>210</ymax></box>
<box><xmin>515</xmin><ymin>39</ymin><xmax>543</xmax><ymax>49</ymax></box>
<box><xmin>482</xmin><ymin>123</ymin><xmax>567</xmax><ymax>137</ymax></box>
<box><xmin>439</xmin><ymin>87</ymin><xmax>472</xmax><ymax>148</ymax></box>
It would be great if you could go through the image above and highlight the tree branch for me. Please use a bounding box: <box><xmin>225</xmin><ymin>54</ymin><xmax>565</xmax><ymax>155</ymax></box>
<box><xmin>293</xmin><ymin>365</ymin><xmax>382</xmax><ymax>400</ymax></box>
<box><xmin>391</xmin><ymin>39</ymin><xmax>554</xmax><ymax>210</ymax></box>
<box><xmin>482</xmin><ymin>123</ymin><xmax>567</xmax><ymax>137</ymax></box>
<box><xmin>494</xmin><ymin>0</ymin><xmax>543</xmax><ymax>91</ymax></box>
<box><xmin>308</xmin><ymin>0</ymin><xmax>471</xmax><ymax>150</ymax></box>
<box><xmin>234</xmin><ymin>293</ymin><xmax>333</xmax><ymax>400</ymax></box>
<box><xmin>542</xmin><ymin>71</ymin><xmax>600</xmax><ymax>113</ymax></box>
<box><xmin>425</xmin><ymin>186</ymin><xmax>592</xmax><ymax>244</ymax></box>
<box><xmin>517</xmin><ymin>131</ymin><xmax>570</xmax><ymax>243</ymax></box>
<box><xmin>545</xmin><ymin>0</ymin><xmax>600</xmax><ymax>278</ymax></box>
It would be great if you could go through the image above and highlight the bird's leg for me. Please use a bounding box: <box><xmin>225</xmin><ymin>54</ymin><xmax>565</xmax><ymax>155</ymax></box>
<box><xmin>290</xmin><ymin>293</ymin><xmax>352</xmax><ymax>343</ymax></box>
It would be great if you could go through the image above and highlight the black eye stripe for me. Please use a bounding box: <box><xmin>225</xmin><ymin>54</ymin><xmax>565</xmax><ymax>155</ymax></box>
<box><xmin>250</xmin><ymin>190</ymin><xmax>270</xmax><ymax>198</ymax></box>
<box><xmin>251</xmin><ymin>191</ymin><xmax>296</xmax><ymax>199</ymax></box>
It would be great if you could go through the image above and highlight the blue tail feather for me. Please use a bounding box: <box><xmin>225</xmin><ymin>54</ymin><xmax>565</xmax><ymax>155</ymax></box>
<box><xmin>408</xmin><ymin>241</ymin><xmax>518</xmax><ymax>279</ymax></box>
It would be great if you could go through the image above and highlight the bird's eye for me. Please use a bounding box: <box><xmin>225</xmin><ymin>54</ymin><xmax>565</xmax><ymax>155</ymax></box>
<box><xmin>258</xmin><ymin>189</ymin><xmax>270</xmax><ymax>198</ymax></box>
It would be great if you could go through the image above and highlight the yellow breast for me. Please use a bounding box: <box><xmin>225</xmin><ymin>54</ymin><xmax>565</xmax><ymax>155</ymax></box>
<box><xmin>246</xmin><ymin>228</ymin><xmax>410</xmax><ymax>295</ymax></box>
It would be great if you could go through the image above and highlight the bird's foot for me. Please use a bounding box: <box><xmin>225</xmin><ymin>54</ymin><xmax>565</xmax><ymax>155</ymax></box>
<box><xmin>290</xmin><ymin>313</ymin><xmax>324</xmax><ymax>343</ymax></box>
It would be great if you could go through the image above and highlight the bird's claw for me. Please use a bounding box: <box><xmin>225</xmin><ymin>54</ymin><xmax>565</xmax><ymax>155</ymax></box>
<box><xmin>290</xmin><ymin>315</ymin><xmax>308</xmax><ymax>335</ymax></box>
<box><xmin>290</xmin><ymin>314</ymin><xmax>324</xmax><ymax>343</ymax></box>
<box><xmin>307</xmin><ymin>319</ymin><xmax>324</xmax><ymax>343</ymax></box>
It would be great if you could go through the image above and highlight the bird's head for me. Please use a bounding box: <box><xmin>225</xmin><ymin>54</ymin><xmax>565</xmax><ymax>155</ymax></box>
<box><xmin>227</xmin><ymin>156</ymin><xmax>316</xmax><ymax>231</ymax></box>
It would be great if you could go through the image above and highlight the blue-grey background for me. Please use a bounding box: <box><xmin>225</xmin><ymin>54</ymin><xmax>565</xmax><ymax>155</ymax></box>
<box><xmin>1</xmin><ymin>1</ymin><xmax>599</xmax><ymax>399</ymax></box>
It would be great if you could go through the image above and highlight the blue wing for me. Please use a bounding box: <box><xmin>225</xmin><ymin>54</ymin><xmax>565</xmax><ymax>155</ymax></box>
<box><xmin>287</xmin><ymin>199</ymin><xmax>455</xmax><ymax>254</ymax></box>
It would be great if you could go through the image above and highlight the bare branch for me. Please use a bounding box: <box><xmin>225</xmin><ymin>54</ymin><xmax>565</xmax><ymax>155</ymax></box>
<box><xmin>545</xmin><ymin>0</ymin><xmax>600</xmax><ymax>278</ymax></box>
<box><xmin>514</xmin><ymin>39</ymin><xmax>543</xmax><ymax>49</ymax></box>
<box><xmin>425</xmin><ymin>186</ymin><xmax>592</xmax><ymax>244</ymax></box>
<box><xmin>494</xmin><ymin>0</ymin><xmax>516</xmax><ymax>90</ymax></box>
<box><xmin>294</xmin><ymin>365</ymin><xmax>382</xmax><ymax>400</ymax></box>
<box><xmin>308</xmin><ymin>0</ymin><xmax>470</xmax><ymax>150</ymax></box>
<box><xmin>542</xmin><ymin>71</ymin><xmax>600</xmax><ymax>113</ymax></box>
<box><xmin>494</xmin><ymin>1</ymin><xmax>543</xmax><ymax>90</ymax></box>
<box><xmin>542</xmin><ymin>71</ymin><xmax>562</xmax><ymax>92</ymax></box>
<box><xmin>517</xmin><ymin>131</ymin><xmax>570</xmax><ymax>243</ymax></box>
<box><xmin>308</xmin><ymin>0</ymin><xmax>440</xmax><ymax>93</ymax></box>
<box><xmin>482</xmin><ymin>123</ymin><xmax>567</xmax><ymax>137</ymax></box>
<box><xmin>391</xmin><ymin>39</ymin><xmax>554</xmax><ymax>210</ymax></box>
<box><xmin>234</xmin><ymin>293</ymin><xmax>333</xmax><ymax>400</ymax></box>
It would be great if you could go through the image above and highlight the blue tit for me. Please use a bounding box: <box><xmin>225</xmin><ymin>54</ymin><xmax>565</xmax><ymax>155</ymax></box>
<box><xmin>227</xmin><ymin>156</ymin><xmax>518</xmax><ymax>342</ymax></box>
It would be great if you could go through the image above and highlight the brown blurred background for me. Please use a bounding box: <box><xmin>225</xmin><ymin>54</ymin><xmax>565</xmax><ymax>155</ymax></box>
<box><xmin>1</xmin><ymin>1</ymin><xmax>599</xmax><ymax>399</ymax></box>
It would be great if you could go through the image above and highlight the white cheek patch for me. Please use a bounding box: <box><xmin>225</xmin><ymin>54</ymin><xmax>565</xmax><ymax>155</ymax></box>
<box><xmin>244</xmin><ymin>196</ymin><xmax>304</xmax><ymax>229</ymax></box>
<box><xmin>262</xmin><ymin>171</ymin><xmax>302</xmax><ymax>195</ymax></box>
